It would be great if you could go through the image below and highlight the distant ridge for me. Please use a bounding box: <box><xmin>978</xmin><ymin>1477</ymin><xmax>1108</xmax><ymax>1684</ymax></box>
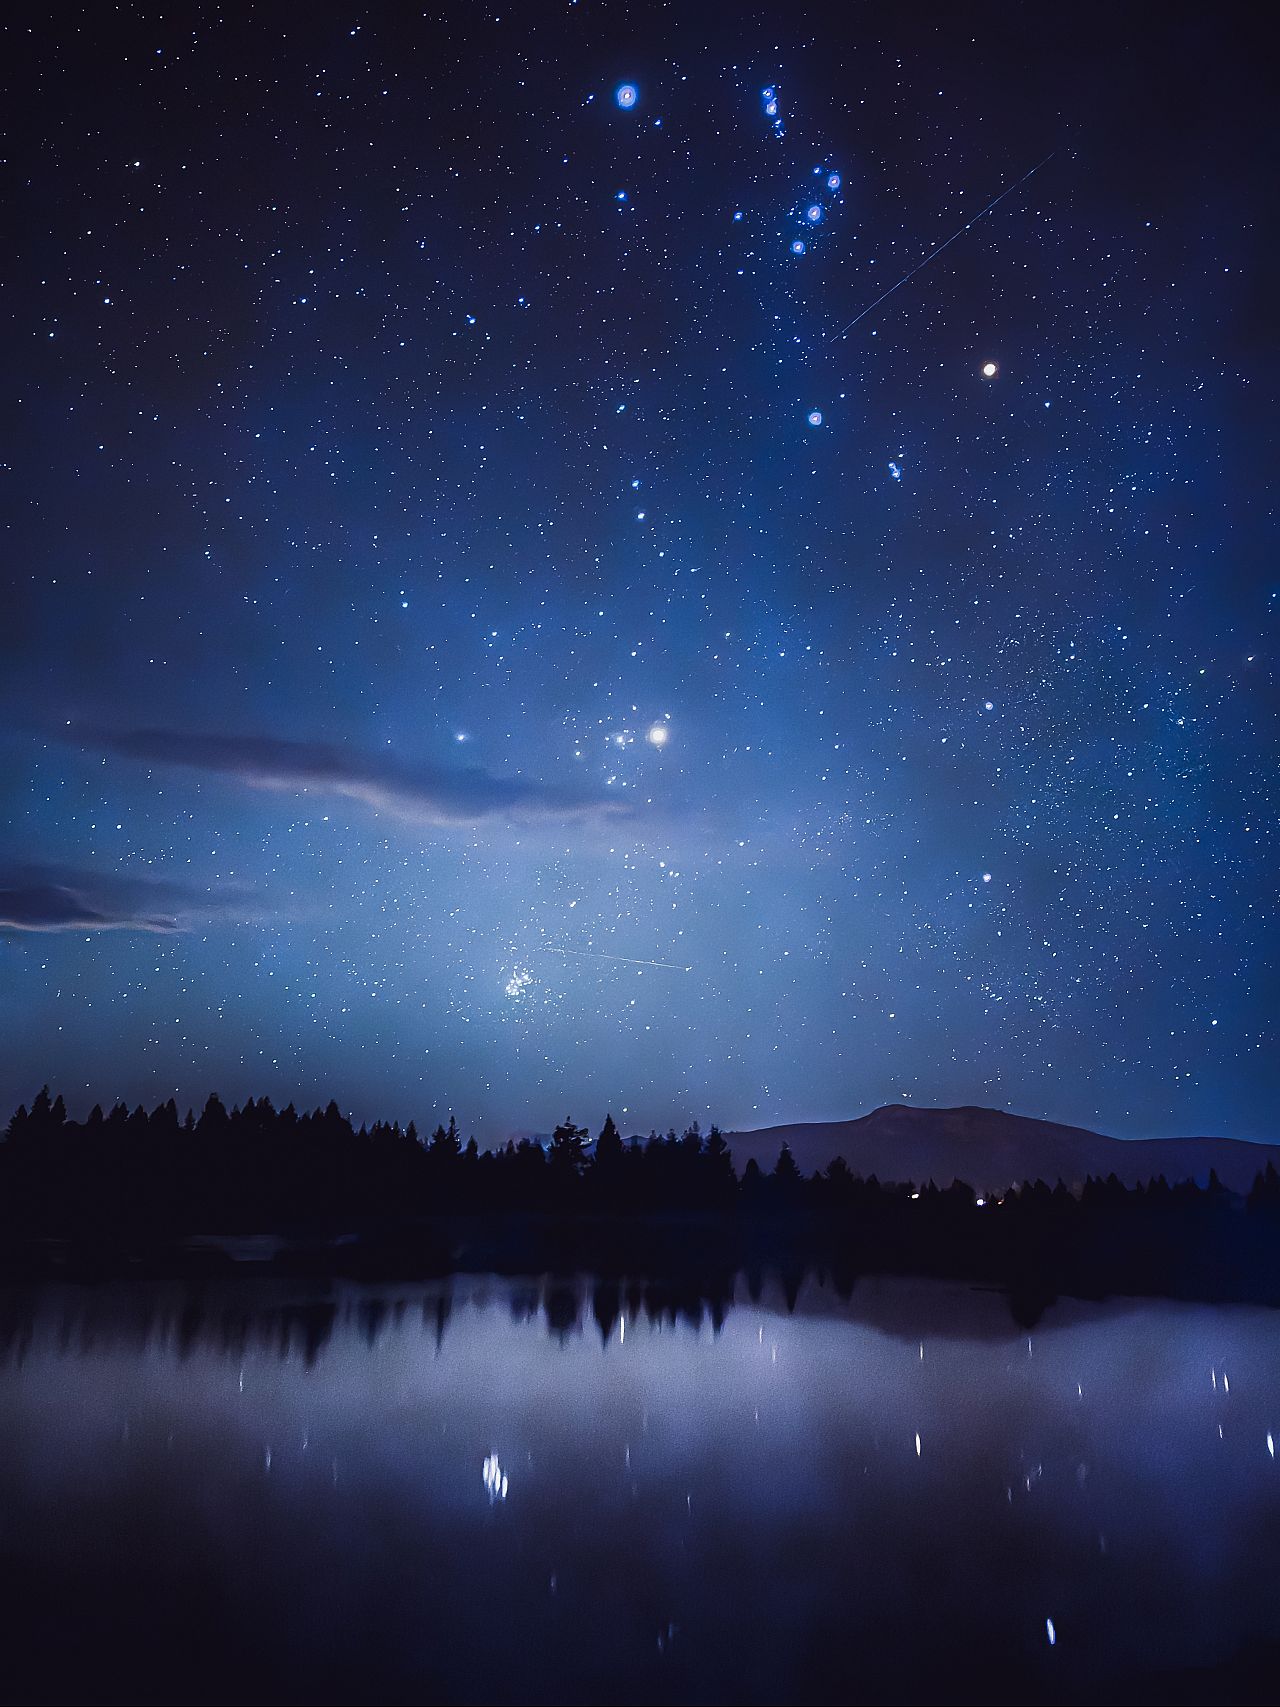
<box><xmin>724</xmin><ymin>1105</ymin><xmax>1280</xmax><ymax>1195</ymax></box>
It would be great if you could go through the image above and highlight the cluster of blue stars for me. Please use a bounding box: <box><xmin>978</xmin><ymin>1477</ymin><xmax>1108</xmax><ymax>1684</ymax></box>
<box><xmin>762</xmin><ymin>85</ymin><xmax>785</xmax><ymax>138</ymax></box>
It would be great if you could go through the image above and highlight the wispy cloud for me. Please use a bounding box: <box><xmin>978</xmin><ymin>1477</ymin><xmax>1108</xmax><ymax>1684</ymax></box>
<box><xmin>0</xmin><ymin>864</ymin><xmax>251</xmax><ymax>934</ymax></box>
<box><xmin>84</xmin><ymin>727</ymin><xmax>631</xmax><ymax>828</ymax></box>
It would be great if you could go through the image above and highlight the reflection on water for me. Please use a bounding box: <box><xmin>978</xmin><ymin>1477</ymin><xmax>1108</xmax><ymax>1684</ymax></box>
<box><xmin>0</xmin><ymin>1274</ymin><xmax>1278</xmax><ymax>1704</ymax></box>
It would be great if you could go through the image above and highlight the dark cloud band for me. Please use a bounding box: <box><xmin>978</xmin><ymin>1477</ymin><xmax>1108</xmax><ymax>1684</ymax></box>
<box><xmin>85</xmin><ymin>728</ymin><xmax>630</xmax><ymax>828</ymax></box>
<box><xmin>0</xmin><ymin>864</ymin><xmax>253</xmax><ymax>935</ymax></box>
<box><xmin>0</xmin><ymin>879</ymin><xmax>175</xmax><ymax>934</ymax></box>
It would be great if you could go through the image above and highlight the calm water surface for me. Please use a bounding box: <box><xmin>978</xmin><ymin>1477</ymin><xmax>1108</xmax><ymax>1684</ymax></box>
<box><xmin>1</xmin><ymin>1273</ymin><xmax>1278</xmax><ymax>1704</ymax></box>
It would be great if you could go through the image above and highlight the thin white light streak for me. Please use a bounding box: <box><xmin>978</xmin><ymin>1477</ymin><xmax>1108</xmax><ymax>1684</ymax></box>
<box><xmin>829</xmin><ymin>149</ymin><xmax>1058</xmax><ymax>340</ymax></box>
<box><xmin>539</xmin><ymin>945</ymin><xmax>692</xmax><ymax>971</ymax></box>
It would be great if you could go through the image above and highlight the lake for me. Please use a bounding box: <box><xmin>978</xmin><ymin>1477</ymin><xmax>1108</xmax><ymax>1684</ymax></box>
<box><xmin>0</xmin><ymin>1273</ymin><xmax>1277</xmax><ymax>1704</ymax></box>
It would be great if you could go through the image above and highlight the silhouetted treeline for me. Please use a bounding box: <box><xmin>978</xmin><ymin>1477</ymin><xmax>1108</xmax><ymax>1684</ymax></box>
<box><xmin>2</xmin><ymin>1094</ymin><xmax>740</xmax><ymax>1228</ymax></box>
<box><xmin>4</xmin><ymin>1088</ymin><xmax>1280</xmax><ymax>1306</ymax></box>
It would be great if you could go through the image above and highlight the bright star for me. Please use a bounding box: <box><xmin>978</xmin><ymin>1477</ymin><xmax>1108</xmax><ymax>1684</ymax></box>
<box><xmin>646</xmin><ymin>723</ymin><xmax>670</xmax><ymax>747</ymax></box>
<box><xmin>982</xmin><ymin>361</ymin><xmax>998</xmax><ymax>378</ymax></box>
<box><xmin>807</xmin><ymin>410</ymin><xmax>823</xmax><ymax>427</ymax></box>
<box><xmin>805</xmin><ymin>204</ymin><xmax>823</xmax><ymax>224</ymax></box>
<box><xmin>615</xmin><ymin>83</ymin><xmax>638</xmax><ymax>110</ymax></box>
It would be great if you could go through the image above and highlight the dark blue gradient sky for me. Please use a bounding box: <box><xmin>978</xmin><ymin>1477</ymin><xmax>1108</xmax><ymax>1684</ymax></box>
<box><xmin>3</xmin><ymin>3</ymin><xmax>1275</xmax><ymax>1139</ymax></box>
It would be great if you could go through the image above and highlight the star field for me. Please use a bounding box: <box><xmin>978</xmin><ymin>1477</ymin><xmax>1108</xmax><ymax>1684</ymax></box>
<box><xmin>1</xmin><ymin>3</ymin><xmax>1275</xmax><ymax>1141</ymax></box>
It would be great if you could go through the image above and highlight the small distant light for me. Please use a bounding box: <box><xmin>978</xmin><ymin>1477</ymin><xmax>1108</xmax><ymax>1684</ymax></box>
<box><xmin>807</xmin><ymin>409</ymin><xmax>823</xmax><ymax>427</ymax></box>
<box><xmin>982</xmin><ymin>873</ymin><xmax>992</xmax><ymax>884</ymax></box>
<box><xmin>615</xmin><ymin>189</ymin><xmax>628</xmax><ymax>202</ymax></box>
<box><xmin>615</xmin><ymin>83</ymin><xmax>638</xmax><ymax>110</ymax></box>
<box><xmin>1046</xmin><ymin>1618</ymin><xmax>1057</xmax><ymax>1647</ymax></box>
<box><xmin>791</xmin><ymin>239</ymin><xmax>806</xmax><ymax>255</ymax></box>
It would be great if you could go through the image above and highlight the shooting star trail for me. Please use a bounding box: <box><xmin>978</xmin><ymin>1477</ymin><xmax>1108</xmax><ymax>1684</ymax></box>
<box><xmin>539</xmin><ymin>945</ymin><xmax>692</xmax><ymax>972</ymax></box>
<box><xmin>829</xmin><ymin>148</ymin><xmax>1058</xmax><ymax>340</ymax></box>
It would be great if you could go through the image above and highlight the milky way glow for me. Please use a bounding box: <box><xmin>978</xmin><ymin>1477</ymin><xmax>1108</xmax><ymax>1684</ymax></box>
<box><xmin>1</xmin><ymin>8</ymin><xmax>1271</xmax><ymax>1146</ymax></box>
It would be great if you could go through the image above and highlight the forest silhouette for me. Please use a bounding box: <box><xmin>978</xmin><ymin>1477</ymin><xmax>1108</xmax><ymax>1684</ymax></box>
<box><xmin>4</xmin><ymin>1087</ymin><xmax>1280</xmax><ymax>1308</ymax></box>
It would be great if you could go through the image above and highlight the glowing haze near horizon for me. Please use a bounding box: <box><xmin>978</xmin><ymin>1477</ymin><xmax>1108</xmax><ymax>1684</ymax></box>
<box><xmin>2</xmin><ymin>5</ymin><xmax>1275</xmax><ymax>1141</ymax></box>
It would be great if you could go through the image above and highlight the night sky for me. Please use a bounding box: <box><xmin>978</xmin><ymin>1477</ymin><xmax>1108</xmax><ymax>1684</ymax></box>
<box><xmin>3</xmin><ymin>3</ymin><xmax>1275</xmax><ymax>1142</ymax></box>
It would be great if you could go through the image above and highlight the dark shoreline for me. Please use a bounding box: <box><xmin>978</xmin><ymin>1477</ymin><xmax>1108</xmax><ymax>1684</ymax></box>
<box><xmin>7</xmin><ymin>1093</ymin><xmax>1280</xmax><ymax>1317</ymax></box>
<box><xmin>4</xmin><ymin>1202</ymin><xmax>1280</xmax><ymax>1322</ymax></box>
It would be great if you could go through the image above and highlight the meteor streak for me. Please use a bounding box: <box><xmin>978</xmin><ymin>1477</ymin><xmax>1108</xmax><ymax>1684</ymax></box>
<box><xmin>539</xmin><ymin>944</ymin><xmax>692</xmax><ymax>972</ymax></box>
<box><xmin>829</xmin><ymin>148</ymin><xmax>1058</xmax><ymax>341</ymax></box>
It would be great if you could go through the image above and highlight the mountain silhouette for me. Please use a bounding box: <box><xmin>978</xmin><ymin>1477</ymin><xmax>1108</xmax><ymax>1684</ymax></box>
<box><xmin>725</xmin><ymin>1104</ymin><xmax>1280</xmax><ymax>1194</ymax></box>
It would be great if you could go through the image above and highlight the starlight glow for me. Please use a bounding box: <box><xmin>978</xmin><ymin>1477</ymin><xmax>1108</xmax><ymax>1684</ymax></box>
<box><xmin>0</xmin><ymin>3</ymin><xmax>1268</xmax><ymax>1157</ymax></box>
